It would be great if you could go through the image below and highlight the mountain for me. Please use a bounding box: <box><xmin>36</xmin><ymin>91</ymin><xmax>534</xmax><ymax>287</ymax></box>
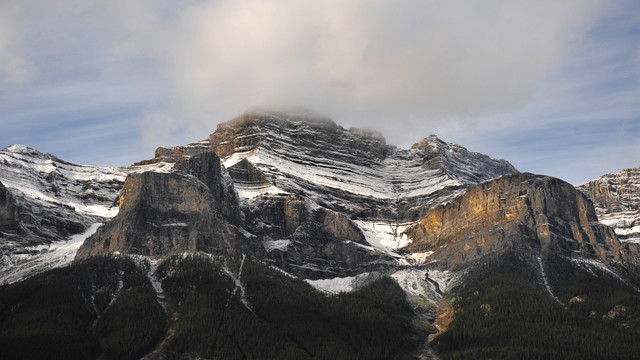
<box><xmin>578</xmin><ymin>167</ymin><xmax>640</xmax><ymax>244</ymax></box>
<box><xmin>1</xmin><ymin>109</ymin><xmax>640</xmax><ymax>359</ymax></box>
<box><xmin>80</xmin><ymin>109</ymin><xmax>520</xmax><ymax>282</ymax></box>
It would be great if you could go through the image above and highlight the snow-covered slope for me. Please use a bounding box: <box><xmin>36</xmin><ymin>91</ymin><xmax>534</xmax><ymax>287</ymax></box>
<box><xmin>0</xmin><ymin>144</ymin><xmax>126</xmax><ymax>243</ymax></box>
<box><xmin>579</xmin><ymin>167</ymin><xmax>640</xmax><ymax>243</ymax></box>
<box><xmin>0</xmin><ymin>223</ymin><xmax>102</xmax><ymax>284</ymax></box>
<box><xmin>0</xmin><ymin>145</ymin><xmax>129</xmax><ymax>283</ymax></box>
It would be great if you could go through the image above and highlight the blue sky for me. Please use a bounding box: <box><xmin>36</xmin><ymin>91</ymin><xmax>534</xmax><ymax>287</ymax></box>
<box><xmin>0</xmin><ymin>0</ymin><xmax>638</xmax><ymax>185</ymax></box>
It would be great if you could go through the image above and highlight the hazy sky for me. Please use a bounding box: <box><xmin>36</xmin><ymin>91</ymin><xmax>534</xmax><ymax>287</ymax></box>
<box><xmin>1</xmin><ymin>0</ymin><xmax>638</xmax><ymax>184</ymax></box>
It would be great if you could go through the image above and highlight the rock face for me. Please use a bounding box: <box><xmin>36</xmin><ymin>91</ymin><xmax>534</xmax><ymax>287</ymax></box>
<box><xmin>77</xmin><ymin>152</ymin><xmax>243</xmax><ymax>258</ymax></box>
<box><xmin>0</xmin><ymin>145</ymin><xmax>126</xmax><ymax>255</ymax></box>
<box><xmin>578</xmin><ymin>168</ymin><xmax>640</xmax><ymax>243</ymax></box>
<box><xmin>411</xmin><ymin>135</ymin><xmax>516</xmax><ymax>184</ymax></box>
<box><xmin>0</xmin><ymin>181</ymin><xmax>19</xmax><ymax>232</ymax></box>
<box><xmin>406</xmin><ymin>173</ymin><xmax>626</xmax><ymax>269</ymax></box>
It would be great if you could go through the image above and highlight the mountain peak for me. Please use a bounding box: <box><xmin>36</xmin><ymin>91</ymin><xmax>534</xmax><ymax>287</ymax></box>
<box><xmin>411</xmin><ymin>135</ymin><xmax>517</xmax><ymax>184</ymax></box>
<box><xmin>146</xmin><ymin>111</ymin><xmax>518</xmax><ymax>212</ymax></box>
<box><xmin>2</xmin><ymin>144</ymin><xmax>43</xmax><ymax>156</ymax></box>
<box><xmin>233</xmin><ymin>107</ymin><xmax>338</xmax><ymax>128</ymax></box>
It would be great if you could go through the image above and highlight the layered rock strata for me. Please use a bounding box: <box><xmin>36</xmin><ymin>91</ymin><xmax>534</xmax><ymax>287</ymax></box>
<box><xmin>579</xmin><ymin>168</ymin><xmax>640</xmax><ymax>243</ymax></box>
<box><xmin>406</xmin><ymin>173</ymin><xmax>626</xmax><ymax>269</ymax></box>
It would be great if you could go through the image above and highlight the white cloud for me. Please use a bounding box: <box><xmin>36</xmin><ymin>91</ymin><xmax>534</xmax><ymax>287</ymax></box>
<box><xmin>0</xmin><ymin>1</ymin><xmax>34</xmax><ymax>83</ymax></box>
<box><xmin>0</xmin><ymin>0</ymin><xmax>607</xmax><ymax>136</ymax></box>
<box><xmin>1</xmin><ymin>0</ymin><xmax>638</xmax><ymax>184</ymax></box>
<box><xmin>142</xmin><ymin>0</ymin><xmax>605</xmax><ymax>137</ymax></box>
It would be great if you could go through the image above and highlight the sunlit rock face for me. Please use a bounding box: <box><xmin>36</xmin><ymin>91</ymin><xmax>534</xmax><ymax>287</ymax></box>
<box><xmin>578</xmin><ymin>168</ymin><xmax>640</xmax><ymax>244</ymax></box>
<box><xmin>406</xmin><ymin>173</ymin><xmax>627</xmax><ymax>270</ymax></box>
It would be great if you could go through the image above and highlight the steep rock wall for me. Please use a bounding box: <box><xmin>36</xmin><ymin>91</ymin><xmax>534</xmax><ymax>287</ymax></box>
<box><xmin>77</xmin><ymin>153</ymin><xmax>243</xmax><ymax>258</ymax></box>
<box><xmin>406</xmin><ymin>173</ymin><xmax>626</xmax><ymax>269</ymax></box>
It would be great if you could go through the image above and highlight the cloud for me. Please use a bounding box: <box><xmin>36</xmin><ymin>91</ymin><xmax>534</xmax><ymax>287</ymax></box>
<box><xmin>1</xmin><ymin>0</ymin><xmax>637</xmax><ymax>184</ymax></box>
<box><xmin>140</xmin><ymin>0</ymin><xmax>605</xmax><ymax>136</ymax></box>
<box><xmin>0</xmin><ymin>1</ymin><xmax>34</xmax><ymax>83</ymax></box>
<box><xmin>0</xmin><ymin>0</ymin><xmax>608</xmax><ymax>136</ymax></box>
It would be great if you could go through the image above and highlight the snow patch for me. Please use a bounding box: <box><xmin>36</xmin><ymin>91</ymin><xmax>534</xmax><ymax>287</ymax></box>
<box><xmin>353</xmin><ymin>220</ymin><xmax>412</xmax><ymax>251</ymax></box>
<box><xmin>160</xmin><ymin>222</ymin><xmax>188</xmax><ymax>227</ymax></box>
<box><xmin>263</xmin><ymin>239</ymin><xmax>291</xmax><ymax>252</ymax></box>
<box><xmin>222</xmin><ymin>149</ymin><xmax>258</xmax><ymax>168</ymax></box>
<box><xmin>222</xmin><ymin>254</ymin><xmax>251</xmax><ymax>310</ymax></box>
<box><xmin>570</xmin><ymin>257</ymin><xmax>627</xmax><ymax>284</ymax></box>
<box><xmin>537</xmin><ymin>256</ymin><xmax>563</xmax><ymax>305</ymax></box>
<box><xmin>129</xmin><ymin>161</ymin><xmax>175</xmax><ymax>174</ymax></box>
<box><xmin>406</xmin><ymin>251</ymin><xmax>434</xmax><ymax>265</ymax></box>
<box><xmin>391</xmin><ymin>269</ymin><xmax>440</xmax><ymax>302</ymax></box>
<box><xmin>236</xmin><ymin>183</ymin><xmax>289</xmax><ymax>199</ymax></box>
<box><xmin>306</xmin><ymin>275</ymin><xmax>358</xmax><ymax>294</ymax></box>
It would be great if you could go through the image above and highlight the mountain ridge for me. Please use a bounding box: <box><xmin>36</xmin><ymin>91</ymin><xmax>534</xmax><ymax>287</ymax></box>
<box><xmin>1</xmin><ymin>109</ymin><xmax>639</xmax><ymax>359</ymax></box>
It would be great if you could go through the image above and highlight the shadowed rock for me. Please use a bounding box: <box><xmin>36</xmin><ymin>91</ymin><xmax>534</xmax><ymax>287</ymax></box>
<box><xmin>77</xmin><ymin>152</ymin><xmax>245</xmax><ymax>258</ymax></box>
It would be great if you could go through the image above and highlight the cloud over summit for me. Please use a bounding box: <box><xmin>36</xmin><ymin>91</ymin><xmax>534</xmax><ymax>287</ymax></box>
<box><xmin>0</xmin><ymin>0</ymin><xmax>638</xmax><ymax>184</ymax></box>
<box><xmin>143</xmin><ymin>0</ymin><xmax>605</xmax><ymax>133</ymax></box>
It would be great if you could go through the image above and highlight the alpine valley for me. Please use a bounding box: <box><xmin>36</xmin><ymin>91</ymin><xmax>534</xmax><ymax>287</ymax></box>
<box><xmin>1</xmin><ymin>109</ymin><xmax>640</xmax><ymax>360</ymax></box>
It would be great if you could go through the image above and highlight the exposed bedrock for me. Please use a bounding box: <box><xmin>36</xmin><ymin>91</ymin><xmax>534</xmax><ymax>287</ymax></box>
<box><xmin>406</xmin><ymin>173</ymin><xmax>628</xmax><ymax>270</ymax></box>
<box><xmin>77</xmin><ymin>152</ymin><xmax>245</xmax><ymax>258</ymax></box>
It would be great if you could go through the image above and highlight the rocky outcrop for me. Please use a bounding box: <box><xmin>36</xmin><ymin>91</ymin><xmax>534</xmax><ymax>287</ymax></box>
<box><xmin>578</xmin><ymin>168</ymin><xmax>640</xmax><ymax>243</ymax></box>
<box><xmin>227</xmin><ymin>159</ymin><xmax>269</xmax><ymax>184</ymax></box>
<box><xmin>412</xmin><ymin>135</ymin><xmax>517</xmax><ymax>184</ymax></box>
<box><xmin>138</xmin><ymin>109</ymin><xmax>517</xmax><ymax>224</ymax></box>
<box><xmin>0</xmin><ymin>181</ymin><xmax>19</xmax><ymax>232</ymax></box>
<box><xmin>244</xmin><ymin>194</ymin><xmax>308</xmax><ymax>238</ymax></box>
<box><xmin>406</xmin><ymin>173</ymin><xmax>626</xmax><ymax>270</ymax></box>
<box><xmin>238</xmin><ymin>191</ymin><xmax>393</xmax><ymax>278</ymax></box>
<box><xmin>84</xmin><ymin>109</ymin><xmax>521</xmax><ymax>278</ymax></box>
<box><xmin>315</xmin><ymin>208</ymin><xmax>367</xmax><ymax>245</ymax></box>
<box><xmin>153</xmin><ymin>140</ymin><xmax>212</xmax><ymax>164</ymax></box>
<box><xmin>76</xmin><ymin>152</ymin><xmax>243</xmax><ymax>258</ymax></box>
<box><xmin>3</xmin><ymin>110</ymin><xmax>636</xmax><ymax>293</ymax></box>
<box><xmin>174</xmin><ymin>151</ymin><xmax>242</xmax><ymax>225</ymax></box>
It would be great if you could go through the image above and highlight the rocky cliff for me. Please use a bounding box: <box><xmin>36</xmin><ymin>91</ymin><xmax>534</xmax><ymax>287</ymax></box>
<box><xmin>406</xmin><ymin>173</ymin><xmax>626</xmax><ymax>270</ymax></box>
<box><xmin>0</xmin><ymin>181</ymin><xmax>18</xmax><ymax>233</ymax></box>
<box><xmin>4</xmin><ymin>110</ymin><xmax>633</xmax><ymax>297</ymax></box>
<box><xmin>77</xmin><ymin>152</ymin><xmax>244</xmax><ymax>258</ymax></box>
<box><xmin>578</xmin><ymin>167</ymin><xmax>640</xmax><ymax>244</ymax></box>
